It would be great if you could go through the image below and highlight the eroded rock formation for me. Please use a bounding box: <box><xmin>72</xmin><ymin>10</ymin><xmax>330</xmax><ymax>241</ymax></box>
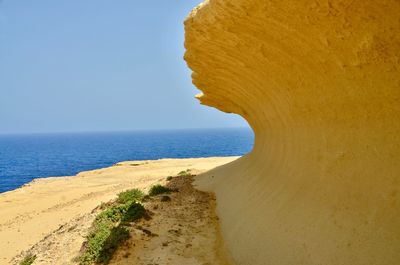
<box><xmin>184</xmin><ymin>0</ymin><xmax>400</xmax><ymax>264</ymax></box>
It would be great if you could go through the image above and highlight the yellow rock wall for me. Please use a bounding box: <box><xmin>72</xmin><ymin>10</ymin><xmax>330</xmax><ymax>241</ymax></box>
<box><xmin>184</xmin><ymin>0</ymin><xmax>400</xmax><ymax>264</ymax></box>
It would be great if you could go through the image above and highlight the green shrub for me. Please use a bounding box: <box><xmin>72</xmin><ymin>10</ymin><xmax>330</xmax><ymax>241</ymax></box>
<box><xmin>98</xmin><ymin>226</ymin><xmax>130</xmax><ymax>262</ymax></box>
<box><xmin>121</xmin><ymin>202</ymin><xmax>146</xmax><ymax>222</ymax></box>
<box><xmin>166</xmin><ymin>176</ymin><xmax>173</xmax><ymax>181</ymax></box>
<box><xmin>80</xmin><ymin>222</ymin><xmax>129</xmax><ymax>265</ymax></box>
<box><xmin>149</xmin><ymin>185</ymin><xmax>172</xmax><ymax>196</ymax></box>
<box><xmin>177</xmin><ymin>169</ymin><xmax>191</xmax><ymax>177</ymax></box>
<box><xmin>80</xmin><ymin>189</ymin><xmax>146</xmax><ymax>264</ymax></box>
<box><xmin>96</xmin><ymin>204</ymin><xmax>129</xmax><ymax>223</ymax></box>
<box><xmin>20</xmin><ymin>255</ymin><xmax>36</xmax><ymax>265</ymax></box>
<box><xmin>81</xmin><ymin>221</ymin><xmax>114</xmax><ymax>264</ymax></box>
<box><xmin>96</xmin><ymin>201</ymin><xmax>145</xmax><ymax>224</ymax></box>
<box><xmin>117</xmin><ymin>189</ymin><xmax>144</xmax><ymax>204</ymax></box>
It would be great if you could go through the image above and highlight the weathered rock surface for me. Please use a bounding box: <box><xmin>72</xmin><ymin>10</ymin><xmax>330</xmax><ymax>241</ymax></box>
<box><xmin>184</xmin><ymin>1</ymin><xmax>400</xmax><ymax>264</ymax></box>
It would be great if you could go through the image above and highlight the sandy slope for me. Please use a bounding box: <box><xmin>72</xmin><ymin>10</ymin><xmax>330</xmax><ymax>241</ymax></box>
<box><xmin>110</xmin><ymin>175</ymin><xmax>232</xmax><ymax>265</ymax></box>
<box><xmin>0</xmin><ymin>157</ymin><xmax>238</xmax><ymax>264</ymax></box>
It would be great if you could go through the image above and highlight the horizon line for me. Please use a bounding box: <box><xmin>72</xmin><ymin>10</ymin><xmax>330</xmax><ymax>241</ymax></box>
<box><xmin>0</xmin><ymin>126</ymin><xmax>252</xmax><ymax>136</ymax></box>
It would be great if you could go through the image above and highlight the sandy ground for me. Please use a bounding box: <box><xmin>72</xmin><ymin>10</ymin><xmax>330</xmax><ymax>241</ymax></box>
<box><xmin>109</xmin><ymin>175</ymin><xmax>232</xmax><ymax>265</ymax></box>
<box><xmin>0</xmin><ymin>157</ymin><xmax>238</xmax><ymax>264</ymax></box>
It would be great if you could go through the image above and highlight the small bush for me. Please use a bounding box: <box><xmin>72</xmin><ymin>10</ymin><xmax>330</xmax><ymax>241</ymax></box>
<box><xmin>117</xmin><ymin>189</ymin><xmax>144</xmax><ymax>204</ymax></box>
<box><xmin>166</xmin><ymin>176</ymin><xmax>173</xmax><ymax>181</ymax></box>
<box><xmin>96</xmin><ymin>204</ymin><xmax>129</xmax><ymax>223</ymax></box>
<box><xmin>121</xmin><ymin>202</ymin><xmax>146</xmax><ymax>222</ymax></box>
<box><xmin>149</xmin><ymin>185</ymin><xmax>172</xmax><ymax>196</ymax></box>
<box><xmin>80</xmin><ymin>222</ymin><xmax>129</xmax><ymax>265</ymax></box>
<box><xmin>20</xmin><ymin>255</ymin><xmax>36</xmax><ymax>265</ymax></box>
<box><xmin>177</xmin><ymin>169</ymin><xmax>191</xmax><ymax>177</ymax></box>
<box><xmin>80</xmin><ymin>189</ymin><xmax>146</xmax><ymax>264</ymax></box>
<box><xmin>80</xmin><ymin>221</ymin><xmax>114</xmax><ymax>264</ymax></box>
<box><xmin>95</xmin><ymin>201</ymin><xmax>146</xmax><ymax>224</ymax></box>
<box><xmin>100</xmin><ymin>226</ymin><xmax>130</xmax><ymax>259</ymax></box>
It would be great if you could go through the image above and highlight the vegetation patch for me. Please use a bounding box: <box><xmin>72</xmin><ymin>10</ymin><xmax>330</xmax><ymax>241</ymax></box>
<box><xmin>116</xmin><ymin>189</ymin><xmax>145</xmax><ymax>204</ymax></box>
<box><xmin>149</xmin><ymin>184</ymin><xmax>172</xmax><ymax>196</ymax></box>
<box><xmin>177</xmin><ymin>169</ymin><xmax>191</xmax><ymax>177</ymax></box>
<box><xmin>166</xmin><ymin>176</ymin><xmax>173</xmax><ymax>181</ymax></box>
<box><xmin>19</xmin><ymin>255</ymin><xmax>36</xmax><ymax>265</ymax></box>
<box><xmin>79</xmin><ymin>189</ymin><xmax>146</xmax><ymax>265</ymax></box>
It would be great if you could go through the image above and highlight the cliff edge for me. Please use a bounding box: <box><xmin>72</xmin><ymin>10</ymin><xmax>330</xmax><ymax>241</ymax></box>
<box><xmin>184</xmin><ymin>1</ymin><xmax>400</xmax><ymax>264</ymax></box>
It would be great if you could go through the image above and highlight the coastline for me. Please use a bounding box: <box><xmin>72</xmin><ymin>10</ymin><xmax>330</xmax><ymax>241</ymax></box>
<box><xmin>0</xmin><ymin>156</ymin><xmax>238</xmax><ymax>264</ymax></box>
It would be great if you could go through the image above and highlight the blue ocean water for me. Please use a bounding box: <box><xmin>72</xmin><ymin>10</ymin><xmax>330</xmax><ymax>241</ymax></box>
<box><xmin>0</xmin><ymin>128</ymin><xmax>253</xmax><ymax>193</ymax></box>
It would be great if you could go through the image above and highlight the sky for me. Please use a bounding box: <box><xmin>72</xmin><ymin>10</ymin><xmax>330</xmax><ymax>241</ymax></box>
<box><xmin>0</xmin><ymin>0</ymin><xmax>247</xmax><ymax>134</ymax></box>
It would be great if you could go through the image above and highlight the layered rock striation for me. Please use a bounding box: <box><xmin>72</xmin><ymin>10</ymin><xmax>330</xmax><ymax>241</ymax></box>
<box><xmin>184</xmin><ymin>1</ymin><xmax>400</xmax><ymax>264</ymax></box>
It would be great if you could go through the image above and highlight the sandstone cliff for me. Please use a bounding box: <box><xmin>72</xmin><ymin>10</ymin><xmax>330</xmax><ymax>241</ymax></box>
<box><xmin>184</xmin><ymin>1</ymin><xmax>400</xmax><ymax>264</ymax></box>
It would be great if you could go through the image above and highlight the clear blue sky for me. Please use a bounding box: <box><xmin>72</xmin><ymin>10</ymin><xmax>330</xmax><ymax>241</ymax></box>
<box><xmin>0</xmin><ymin>1</ymin><xmax>247</xmax><ymax>134</ymax></box>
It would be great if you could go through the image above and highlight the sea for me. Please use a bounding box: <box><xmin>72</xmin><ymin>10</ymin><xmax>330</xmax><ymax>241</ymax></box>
<box><xmin>0</xmin><ymin>128</ymin><xmax>253</xmax><ymax>193</ymax></box>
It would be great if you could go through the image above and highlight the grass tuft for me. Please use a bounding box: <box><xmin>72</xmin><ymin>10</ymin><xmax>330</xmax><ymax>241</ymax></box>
<box><xmin>177</xmin><ymin>169</ymin><xmax>191</xmax><ymax>177</ymax></box>
<box><xmin>19</xmin><ymin>255</ymin><xmax>36</xmax><ymax>265</ymax></box>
